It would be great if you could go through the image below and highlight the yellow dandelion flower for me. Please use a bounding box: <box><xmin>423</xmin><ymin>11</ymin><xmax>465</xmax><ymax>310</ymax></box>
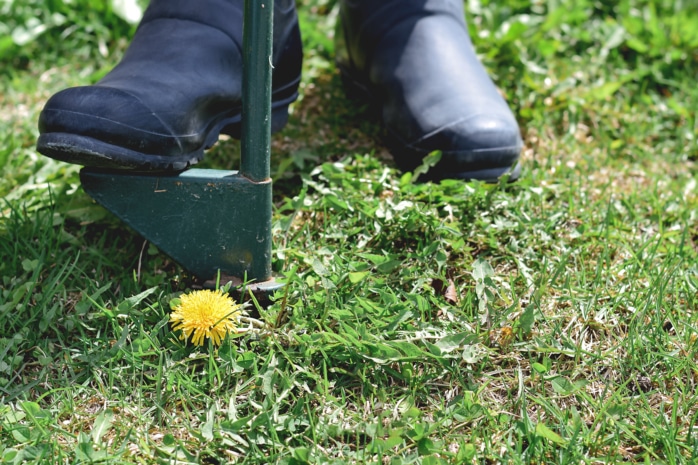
<box><xmin>169</xmin><ymin>289</ymin><xmax>242</xmax><ymax>347</ymax></box>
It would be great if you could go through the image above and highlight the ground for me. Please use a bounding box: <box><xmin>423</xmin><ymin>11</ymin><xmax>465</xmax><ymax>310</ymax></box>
<box><xmin>1</xmin><ymin>0</ymin><xmax>698</xmax><ymax>463</ymax></box>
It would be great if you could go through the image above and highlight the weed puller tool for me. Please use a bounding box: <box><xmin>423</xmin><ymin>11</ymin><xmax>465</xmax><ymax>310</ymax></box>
<box><xmin>80</xmin><ymin>0</ymin><xmax>282</xmax><ymax>298</ymax></box>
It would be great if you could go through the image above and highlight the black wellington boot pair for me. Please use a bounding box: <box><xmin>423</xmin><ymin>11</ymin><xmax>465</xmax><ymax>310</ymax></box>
<box><xmin>37</xmin><ymin>0</ymin><xmax>522</xmax><ymax>181</ymax></box>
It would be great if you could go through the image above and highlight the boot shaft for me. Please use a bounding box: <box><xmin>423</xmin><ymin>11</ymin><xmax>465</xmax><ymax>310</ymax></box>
<box><xmin>140</xmin><ymin>0</ymin><xmax>300</xmax><ymax>69</ymax></box>
<box><xmin>338</xmin><ymin>0</ymin><xmax>468</xmax><ymax>73</ymax></box>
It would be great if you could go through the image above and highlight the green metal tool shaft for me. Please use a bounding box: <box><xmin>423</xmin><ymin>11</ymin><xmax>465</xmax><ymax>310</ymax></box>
<box><xmin>241</xmin><ymin>0</ymin><xmax>273</xmax><ymax>182</ymax></box>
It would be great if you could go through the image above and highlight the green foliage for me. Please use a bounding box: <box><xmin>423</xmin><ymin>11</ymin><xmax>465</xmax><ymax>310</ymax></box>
<box><xmin>468</xmin><ymin>0</ymin><xmax>698</xmax><ymax>154</ymax></box>
<box><xmin>0</xmin><ymin>0</ymin><xmax>142</xmax><ymax>71</ymax></box>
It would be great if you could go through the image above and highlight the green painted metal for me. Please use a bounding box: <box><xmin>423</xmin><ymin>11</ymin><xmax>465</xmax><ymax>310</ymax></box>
<box><xmin>78</xmin><ymin>0</ymin><xmax>281</xmax><ymax>295</ymax></box>
<box><xmin>80</xmin><ymin>168</ymin><xmax>273</xmax><ymax>281</ymax></box>
<box><xmin>241</xmin><ymin>0</ymin><xmax>273</xmax><ymax>182</ymax></box>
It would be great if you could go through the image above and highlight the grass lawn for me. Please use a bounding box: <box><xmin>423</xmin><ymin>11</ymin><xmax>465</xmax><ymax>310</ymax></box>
<box><xmin>2</xmin><ymin>0</ymin><xmax>698</xmax><ymax>463</ymax></box>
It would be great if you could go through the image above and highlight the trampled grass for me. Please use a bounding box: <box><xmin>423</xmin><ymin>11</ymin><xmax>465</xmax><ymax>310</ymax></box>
<box><xmin>1</xmin><ymin>0</ymin><xmax>698</xmax><ymax>463</ymax></box>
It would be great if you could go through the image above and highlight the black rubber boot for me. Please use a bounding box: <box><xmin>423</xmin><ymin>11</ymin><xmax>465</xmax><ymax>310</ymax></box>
<box><xmin>37</xmin><ymin>0</ymin><xmax>302</xmax><ymax>170</ymax></box>
<box><xmin>336</xmin><ymin>0</ymin><xmax>522</xmax><ymax>181</ymax></box>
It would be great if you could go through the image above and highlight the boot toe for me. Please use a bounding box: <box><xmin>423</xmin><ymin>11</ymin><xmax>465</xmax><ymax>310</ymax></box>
<box><xmin>391</xmin><ymin>113</ymin><xmax>522</xmax><ymax>181</ymax></box>
<box><xmin>420</xmin><ymin>113</ymin><xmax>521</xmax><ymax>153</ymax></box>
<box><xmin>39</xmin><ymin>85</ymin><xmax>184</xmax><ymax>156</ymax></box>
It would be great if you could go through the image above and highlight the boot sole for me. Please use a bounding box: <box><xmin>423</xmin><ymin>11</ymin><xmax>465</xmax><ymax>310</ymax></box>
<box><xmin>37</xmin><ymin>91</ymin><xmax>298</xmax><ymax>172</ymax></box>
<box><xmin>337</xmin><ymin>65</ymin><xmax>522</xmax><ymax>182</ymax></box>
